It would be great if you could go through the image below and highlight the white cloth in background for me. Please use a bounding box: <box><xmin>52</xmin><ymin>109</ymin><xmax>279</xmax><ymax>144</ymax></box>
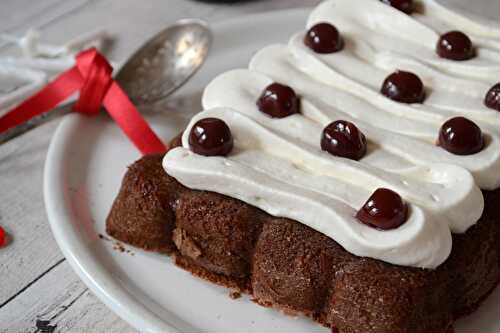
<box><xmin>0</xmin><ymin>0</ymin><xmax>113</xmax><ymax>115</ymax></box>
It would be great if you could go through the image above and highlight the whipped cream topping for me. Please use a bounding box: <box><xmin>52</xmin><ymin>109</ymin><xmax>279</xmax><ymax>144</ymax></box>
<box><xmin>164</xmin><ymin>0</ymin><xmax>499</xmax><ymax>268</ymax></box>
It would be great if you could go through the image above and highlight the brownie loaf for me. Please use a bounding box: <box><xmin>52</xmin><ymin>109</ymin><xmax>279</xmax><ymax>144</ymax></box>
<box><xmin>106</xmin><ymin>153</ymin><xmax>500</xmax><ymax>333</ymax></box>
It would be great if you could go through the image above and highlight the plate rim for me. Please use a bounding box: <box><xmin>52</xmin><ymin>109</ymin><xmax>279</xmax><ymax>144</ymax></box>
<box><xmin>44</xmin><ymin>7</ymin><xmax>311</xmax><ymax>333</ymax></box>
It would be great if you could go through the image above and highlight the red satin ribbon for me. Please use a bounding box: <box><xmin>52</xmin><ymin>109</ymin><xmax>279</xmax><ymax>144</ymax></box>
<box><xmin>0</xmin><ymin>225</ymin><xmax>5</xmax><ymax>247</ymax></box>
<box><xmin>0</xmin><ymin>48</ymin><xmax>167</xmax><ymax>155</ymax></box>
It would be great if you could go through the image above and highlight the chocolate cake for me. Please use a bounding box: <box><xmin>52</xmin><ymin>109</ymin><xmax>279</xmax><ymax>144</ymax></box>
<box><xmin>108</xmin><ymin>0</ymin><xmax>500</xmax><ymax>331</ymax></box>
<box><xmin>107</xmin><ymin>152</ymin><xmax>500</xmax><ymax>333</ymax></box>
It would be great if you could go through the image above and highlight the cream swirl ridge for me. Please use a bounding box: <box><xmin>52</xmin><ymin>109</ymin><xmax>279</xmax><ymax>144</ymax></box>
<box><xmin>200</xmin><ymin>69</ymin><xmax>484</xmax><ymax>233</ymax></box>
<box><xmin>164</xmin><ymin>68</ymin><xmax>483</xmax><ymax>267</ymax></box>
<box><xmin>164</xmin><ymin>106</ymin><xmax>455</xmax><ymax>269</ymax></box>
<box><xmin>163</xmin><ymin>0</ymin><xmax>497</xmax><ymax>268</ymax></box>
<box><xmin>308</xmin><ymin>0</ymin><xmax>500</xmax><ymax>81</ymax></box>
<box><xmin>249</xmin><ymin>44</ymin><xmax>500</xmax><ymax>189</ymax></box>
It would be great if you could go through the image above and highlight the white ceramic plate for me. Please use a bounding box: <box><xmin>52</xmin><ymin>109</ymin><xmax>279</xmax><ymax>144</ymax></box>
<box><xmin>45</xmin><ymin>8</ymin><xmax>500</xmax><ymax>333</ymax></box>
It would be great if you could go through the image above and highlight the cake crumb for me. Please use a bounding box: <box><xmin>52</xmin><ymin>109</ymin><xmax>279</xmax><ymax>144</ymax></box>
<box><xmin>229</xmin><ymin>290</ymin><xmax>241</xmax><ymax>299</ymax></box>
<box><xmin>113</xmin><ymin>242</ymin><xmax>126</xmax><ymax>253</ymax></box>
<box><xmin>99</xmin><ymin>233</ymin><xmax>135</xmax><ymax>255</ymax></box>
<box><xmin>110</xmin><ymin>240</ymin><xmax>135</xmax><ymax>256</ymax></box>
<box><xmin>98</xmin><ymin>233</ymin><xmax>111</xmax><ymax>241</ymax></box>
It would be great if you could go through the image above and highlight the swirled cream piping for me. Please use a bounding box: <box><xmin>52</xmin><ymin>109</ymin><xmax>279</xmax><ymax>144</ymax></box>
<box><xmin>164</xmin><ymin>68</ymin><xmax>484</xmax><ymax>268</ymax></box>
<box><xmin>250</xmin><ymin>44</ymin><xmax>500</xmax><ymax>190</ymax></box>
<box><xmin>164</xmin><ymin>0</ymin><xmax>499</xmax><ymax>268</ymax></box>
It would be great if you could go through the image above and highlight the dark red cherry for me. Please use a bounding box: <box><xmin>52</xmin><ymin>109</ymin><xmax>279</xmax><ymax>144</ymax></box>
<box><xmin>189</xmin><ymin>118</ymin><xmax>233</xmax><ymax>156</ymax></box>
<box><xmin>257</xmin><ymin>83</ymin><xmax>300</xmax><ymax>118</ymax></box>
<box><xmin>356</xmin><ymin>188</ymin><xmax>408</xmax><ymax>230</ymax></box>
<box><xmin>484</xmin><ymin>83</ymin><xmax>500</xmax><ymax>111</ymax></box>
<box><xmin>438</xmin><ymin>117</ymin><xmax>484</xmax><ymax>155</ymax></box>
<box><xmin>381</xmin><ymin>70</ymin><xmax>426</xmax><ymax>104</ymax></box>
<box><xmin>304</xmin><ymin>23</ymin><xmax>344</xmax><ymax>54</ymax></box>
<box><xmin>321</xmin><ymin>120</ymin><xmax>367</xmax><ymax>161</ymax></box>
<box><xmin>437</xmin><ymin>31</ymin><xmax>475</xmax><ymax>61</ymax></box>
<box><xmin>380</xmin><ymin>0</ymin><xmax>414</xmax><ymax>14</ymax></box>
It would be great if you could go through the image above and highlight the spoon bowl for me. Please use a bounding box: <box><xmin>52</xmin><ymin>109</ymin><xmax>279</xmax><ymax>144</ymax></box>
<box><xmin>0</xmin><ymin>19</ymin><xmax>212</xmax><ymax>144</ymax></box>
<box><xmin>116</xmin><ymin>19</ymin><xmax>212</xmax><ymax>105</ymax></box>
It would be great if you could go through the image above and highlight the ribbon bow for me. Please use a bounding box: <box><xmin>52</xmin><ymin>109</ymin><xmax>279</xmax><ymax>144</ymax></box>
<box><xmin>0</xmin><ymin>48</ymin><xmax>167</xmax><ymax>155</ymax></box>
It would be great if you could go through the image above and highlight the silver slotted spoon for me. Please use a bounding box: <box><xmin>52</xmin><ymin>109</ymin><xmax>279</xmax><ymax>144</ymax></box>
<box><xmin>0</xmin><ymin>19</ymin><xmax>212</xmax><ymax>144</ymax></box>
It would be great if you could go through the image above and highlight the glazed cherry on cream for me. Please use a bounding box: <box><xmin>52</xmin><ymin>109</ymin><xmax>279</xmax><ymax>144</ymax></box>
<box><xmin>381</xmin><ymin>70</ymin><xmax>426</xmax><ymax>104</ymax></box>
<box><xmin>485</xmin><ymin>83</ymin><xmax>500</xmax><ymax>112</ymax></box>
<box><xmin>356</xmin><ymin>188</ymin><xmax>408</xmax><ymax>230</ymax></box>
<box><xmin>438</xmin><ymin>117</ymin><xmax>484</xmax><ymax>155</ymax></box>
<box><xmin>380</xmin><ymin>0</ymin><xmax>414</xmax><ymax>14</ymax></box>
<box><xmin>321</xmin><ymin>120</ymin><xmax>367</xmax><ymax>161</ymax></box>
<box><xmin>304</xmin><ymin>23</ymin><xmax>344</xmax><ymax>54</ymax></box>
<box><xmin>189</xmin><ymin>118</ymin><xmax>233</xmax><ymax>156</ymax></box>
<box><xmin>437</xmin><ymin>31</ymin><xmax>475</xmax><ymax>61</ymax></box>
<box><xmin>257</xmin><ymin>83</ymin><xmax>300</xmax><ymax>118</ymax></box>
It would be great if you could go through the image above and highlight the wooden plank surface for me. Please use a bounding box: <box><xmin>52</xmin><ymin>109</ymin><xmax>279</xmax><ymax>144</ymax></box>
<box><xmin>0</xmin><ymin>260</ymin><xmax>136</xmax><ymax>333</ymax></box>
<box><xmin>0</xmin><ymin>0</ymin><xmax>498</xmax><ymax>332</ymax></box>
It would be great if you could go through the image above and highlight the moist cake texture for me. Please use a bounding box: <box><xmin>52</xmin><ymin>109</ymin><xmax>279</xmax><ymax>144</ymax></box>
<box><xmin>107</xmin><ymin>153</ymin><xmax>500</xmax><ymax>333</ymax></box>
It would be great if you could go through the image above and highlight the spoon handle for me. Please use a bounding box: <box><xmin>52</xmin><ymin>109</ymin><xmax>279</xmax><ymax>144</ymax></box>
<box><xmin>0</xmin><ymin>103</ymin><xmax>73</xmax><ymax>145</ymax></box>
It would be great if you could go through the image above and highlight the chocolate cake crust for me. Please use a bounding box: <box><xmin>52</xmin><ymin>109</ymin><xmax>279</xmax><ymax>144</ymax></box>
<box><xmin>106</xmin><ymin>153</ymin><xmax>500</xmax><ymax>333</ymax></box>
<box><xmin>106</xmin><ymin>154</ymin><xmax>184</xmax><ymax>254</ymax></box>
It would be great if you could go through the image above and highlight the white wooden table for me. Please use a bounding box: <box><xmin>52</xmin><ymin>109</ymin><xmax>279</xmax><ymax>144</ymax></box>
<box><xmin>0</xmin><ymin>0</ymin><xmax>497</xmax><ymax>332</ymax></box>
